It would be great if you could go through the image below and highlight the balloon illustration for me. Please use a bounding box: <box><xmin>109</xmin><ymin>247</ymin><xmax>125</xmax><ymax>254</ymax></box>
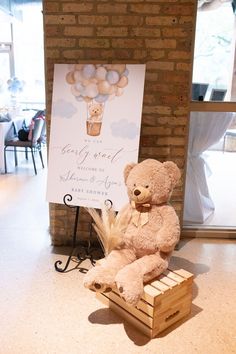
<box><xmin>7</xmin><ymin>77</ymin><xmax>25</xmax><ymax>96</ymax></box>
<box><xmin>65</xmin><ymin>64</ymin><xmax>129</xmax><ymax>136</ymax></box>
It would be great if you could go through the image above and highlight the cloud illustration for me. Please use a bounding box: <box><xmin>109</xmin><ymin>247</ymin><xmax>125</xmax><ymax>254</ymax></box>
<box><xmin>52</xmin><ymin>99</ymin><xmax>77</xmax><ymax>119</ymax></box>
<box><xmin>110</xmin><ymin>119</ymin><xmax>139</xmax><ymax>139</ymax></box>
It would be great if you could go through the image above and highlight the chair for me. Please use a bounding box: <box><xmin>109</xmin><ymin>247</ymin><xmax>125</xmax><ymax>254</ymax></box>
<box><xmin>4</xmin><ymin>119</ymin><xmax>45</xmax><ymax>175</ymax></box>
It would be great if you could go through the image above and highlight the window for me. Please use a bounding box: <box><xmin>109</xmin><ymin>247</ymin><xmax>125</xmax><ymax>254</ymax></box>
<box><xmin>192</xmin><ymin>0</ymin><xmax>236</xmax><ymax>102</ymax></box>
<box><xmin>0</xmin><ymin>2</ymin><xmax>45</xmax><ymax>109</ymax></box>
<box><xmin>0</xmin><ymin>42</ymin><xmax>14</xmax><ymax>106</ymax></box>
<box><xmin>183</xmin><ymin>0</ymin><xmax>236</xmax><ymax>236</ymax></box>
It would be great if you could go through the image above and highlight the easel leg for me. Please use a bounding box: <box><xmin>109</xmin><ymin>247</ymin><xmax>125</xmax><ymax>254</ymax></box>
<box><xmin>54</xmin><ymin>194</ymin><xmax>104</xmax><ymax>273</ymax></box>
<box><xmin>54</xmin><ymin>204</ymin><xmax>80</xmax><ymax>272</ymax></box>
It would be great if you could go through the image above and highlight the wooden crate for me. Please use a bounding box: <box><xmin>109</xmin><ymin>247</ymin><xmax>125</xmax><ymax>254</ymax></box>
<box><xmin>96</xmin><ymin>268</ymin><xmax>193</xmax><ymax>338</ymax></box>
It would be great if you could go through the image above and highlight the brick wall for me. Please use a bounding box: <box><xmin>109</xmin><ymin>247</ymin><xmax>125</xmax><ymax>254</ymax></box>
<box><xmin>43</xmin><ymin>0</ymin><xmax>195</xmax><ymax>245</ymax></box>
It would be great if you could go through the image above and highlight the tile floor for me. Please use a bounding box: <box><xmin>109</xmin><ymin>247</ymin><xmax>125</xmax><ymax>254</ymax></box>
<box><xmin>0</xmin><ymin>159</ymin><xmax>236</xmax><ymax>354</ymax></box>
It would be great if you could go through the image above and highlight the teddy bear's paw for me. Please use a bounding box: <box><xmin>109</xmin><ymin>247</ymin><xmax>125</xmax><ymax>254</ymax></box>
<box><xmin>118</xmin><ymin>285</ymin><xmax>141</xmax><ymax>307</ymax></box>
<box><xmin>89</xmin><ymin>282</ymin><xmax>113</xmax><ymax>293</ymax></box>
<box><xmin>83</xmin><ymin>266</ymin><xmax>116</xmax><ymax>293</ymax></box>
<box><xmin>115</xmin><ymin>267</ymin><xmax>144</xmax><ymax>306</ymax></box>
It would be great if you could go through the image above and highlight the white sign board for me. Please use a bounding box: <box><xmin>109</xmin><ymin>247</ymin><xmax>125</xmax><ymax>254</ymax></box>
<box><xmin>46</xmin><ymin>64</ymin><xmax>146</xmax><ymax>210</ymax></box>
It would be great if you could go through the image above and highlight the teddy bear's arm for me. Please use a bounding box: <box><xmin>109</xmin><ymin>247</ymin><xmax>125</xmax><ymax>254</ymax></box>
<box><xmin>155</xmin><ymin>205</ymin><xmax>180</xmax><ymax>253</ymax></box>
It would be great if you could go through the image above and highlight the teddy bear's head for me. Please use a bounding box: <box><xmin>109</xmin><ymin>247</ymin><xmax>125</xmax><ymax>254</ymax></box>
<box><xmin>124</xmin><ymin>159</ymin><xmax>181</xmax><ymax>205</ymax></box>
<box><xmin>89</xmin><ymin>103</ymin><xmax>103</xmax><ymax>117</ymax></box>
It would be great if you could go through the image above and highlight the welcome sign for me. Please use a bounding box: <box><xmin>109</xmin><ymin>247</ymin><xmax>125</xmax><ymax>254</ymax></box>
<box><xmin>46</xmin><ymin>64</ymin><xmax>146</xmax><ymax>210</ymax></box>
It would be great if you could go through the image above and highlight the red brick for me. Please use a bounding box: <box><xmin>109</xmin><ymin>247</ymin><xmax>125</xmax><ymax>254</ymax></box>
<box><xmin>179</xmin><ymin>16</ymin><xmax>194</xmax><ymax>25</ymax></box>
<box><xmin>96</xmin><ymin>27</ymin><xmax>128</xmax><ymax>37</ymax></box>
<box><xmin>130</xmin><ymin>4</ymin><xmax>161</xmax><ymax>13</ymax></box>
<box><xmin>168</xmin><ymin>50</ymin><xmax>191</xmax><ymax>60</ymax></box>
<box><xmin>45</xmin><ymin>25</ymin><xmax>62</xmax><ymax>36</ymax></box>
<box><xmin>142</xmin><ymin>126</ymin><xmax>172</xmax><ymax>135</ymax></box>
<box><xmin>176</xmin><ymin>62</ymin><xmax>191</xmax><ymax>71</ymax></box>
<box><xmin>146</xmin><ymin>16</ymin><xmax>178</xmax><ymax>26</ymax></box>
<box><xmin>44</xmin><ymin>15</ymin><xmax>76</xmax><ymax>25</ymax></box>
<box><xmin>64</xmin><ymin>27</ymin><xmax>94</xmax><ymax>37</ymax></box>
<box><xmin>78</xmin><ymin>15</ymin><xmax>109</xmax><ymax>25</ymax></box>
<box><xmin>97</xmin><ymin>4</ymin><xmax>127</xmax><ymax>13</ymax></box>
<box><xmin>79</xmin><ymin>38</ymin><xmax>110</xmax><ymax>48</ymax></box>
<box><xmin>112</xmin><ymin>15</ymin><xmax>143</xmax><ymax>25</ymax></box>
<box><xmin>147</xmin><ymin>61</ymin><xmax>174</xmax><ymax>71</ymax></box>
<box><xmin>149</xmin><ymin>50</ymin><xmax>165</xmax><ymax>60</ymax></box>
<box><xmin>44</xmin><ymin>2</ymin><xmax>60</xmax><ymax>12</ymax></box>
<box><xmin>131</xmin><ymin>27</ymin><xmax>161</xmax><ymax>37</ymax></box>
<box><xmin>133</xmin><ymin>50</ymin><xmax>148</xmax><ymax>59</ymax></box>
<box><xmin>156</xmin><ymin>137</ymin><xmax>186</xmax><ymax>146</ymax></box>
<box><xmin>162</xmin><ymin>27</ymin><xmax>190</xmax><ymax>38</ymax></box>
<box><xmin>157</xmin><ymin>116</ymin><xmax>187</xmax><ymax>126</ymax></box>
<box><xmin>143</xmin><ymin>106</ymin><xmax>172</xmax><ymax>115</ymax></box>
<box><xmin>161</xmin><ymin>4</ymin><xmax>194</xmax><ymax>15</ymax></box>
<box><xmin>112</xmin><ymin>38</ymin><xmax>143</xmax><ymax>48</ymax></box>
<box><xmin>145</xmin><ymin>39</ymin><xmax>176</xmax><ymax>49</ymax></box>
<box><xmin>62</xmin><ymin>49</ymin><xmax>85</xmax><ymax>59</ymax></box>
<box><xmin>140</xmin><ymin>147</ymin><xmax>171</xmax><ymax>157</ymax></box>
<box><xmin>46</xmin><ymin>38</ymin><xmax>76</xmax><ymax>47</ymax></box>
<box><xmin>62</xmin><ymin>3</ymin><xmax>94</xmax><ymax>12</ymax></box>
<box><xmin>46</xmin><ymin>49</ymin><xmax>60</xmax><ymax>59</ymax></box>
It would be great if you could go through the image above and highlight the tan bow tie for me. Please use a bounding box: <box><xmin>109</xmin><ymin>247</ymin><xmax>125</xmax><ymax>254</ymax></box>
<box><xmin>131</xmin><ymin>201</ymin><xmax>151</xmax><ymax>227</ymax></box>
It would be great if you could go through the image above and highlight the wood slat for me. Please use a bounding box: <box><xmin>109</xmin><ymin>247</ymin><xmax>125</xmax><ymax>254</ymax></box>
<box><xmin>154</xmin><ymin>293</ymin><xmax>192</xmax><ymax>323</ymax></box>
<box><xmin>164</xmin><ymin>270</ymin><xmax>186</xmax><ymax>284</ymax></box>
<box><xmin>142</xmin><ymin>284</ymin><xmax>162</xmax><ymax>305</ymax></box>
<box><xmin>113</xmin><ymin>287</ymin><xmax>158</xmax><ymax>315</ymax></box>
<box><xmin>153</xmin><ymin>283</ymin><xmax>192</xmax><ymax>311</ymax></box>
<box><xmin>105</xmin><ymin>291</ymin><xmax>153</xmax><ymax>328</ymax></box>
<box><xmin>173</xmin><ymin>269</ymin><xmax>194</xmax><ymax>280</ymax></box>
<box><xmin>158</xmin><ymin>274</ymin><xmax>179</xmax><ymax>288</ymax></box>
<box><xmin>153</xmin><ymin>302</ymin><xmax>192</xmax><ymax>336</ymax></box>
<box><xmin>96</xmin><ymin>293</ymin><xmax>153</xmax><ymax>338</ymax></box>
<box><xmin>150</xmin><ymin>279</ymin><xmax>170</xmax><ymax>293</ymax></box>
<box><xmin>135</xmin><ymin>299</ymin><xmax>155</xmax><ymax>317</ymax></box>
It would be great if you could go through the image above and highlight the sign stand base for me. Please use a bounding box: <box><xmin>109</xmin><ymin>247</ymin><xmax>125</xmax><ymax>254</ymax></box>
<box><xmin>54</xmin><ymin>194</ymin><xmax>104</xmax><ymax>273</ymax></box>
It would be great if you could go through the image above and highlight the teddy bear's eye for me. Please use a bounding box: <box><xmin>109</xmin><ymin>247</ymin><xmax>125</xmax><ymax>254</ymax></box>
<box><xmin>133</xmin><ymin>183</ymin><xmax>136</xmax><ymax>187</ymax></box>
<box><xmin>145</xmin><ymin>185</ymin><xmax>149</xmax><ymax>188</ymax></box>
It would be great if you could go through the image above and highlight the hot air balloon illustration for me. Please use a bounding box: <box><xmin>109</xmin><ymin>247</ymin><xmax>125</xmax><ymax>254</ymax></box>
<box><xmin>65</xmin><ymin>64</ymin><xmax>129</xmax><ymax>136</ymax></box>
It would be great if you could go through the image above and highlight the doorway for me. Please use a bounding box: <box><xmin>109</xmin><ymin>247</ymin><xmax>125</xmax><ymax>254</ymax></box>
<box><xmin>183</xmin><ymin>0</ymin><xmax>236</xmax><ymax>235</ymax></box>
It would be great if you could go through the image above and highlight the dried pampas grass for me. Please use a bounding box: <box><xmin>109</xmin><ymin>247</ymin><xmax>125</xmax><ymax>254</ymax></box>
<box><xmin>86</xmin><ymin>206</ymin><xmax>128</xmax><ymax>256</ymax></box>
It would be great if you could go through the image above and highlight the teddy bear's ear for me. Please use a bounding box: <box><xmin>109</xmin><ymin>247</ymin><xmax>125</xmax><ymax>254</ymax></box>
<box><xmin>124</xmin><ymin>163</ymin><xmax>136</xmax><ymax>183</ymax></box>
<box><xmin>163</xmin><ymin>161</ymin><xmax>181</xmax><ymax>187</ymax></box>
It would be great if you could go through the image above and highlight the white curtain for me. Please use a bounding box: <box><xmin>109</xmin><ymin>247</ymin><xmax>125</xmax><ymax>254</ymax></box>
<box><xmin>183</xmin><ymin>111</ymin><xmax>233</xmax><ymax>224</ymax></box>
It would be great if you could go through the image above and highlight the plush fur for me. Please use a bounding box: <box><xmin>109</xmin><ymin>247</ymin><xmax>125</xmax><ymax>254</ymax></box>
<box><xmin>84</xmin><ymin>158</ymin><xmax>181</xmax><ymax>306</ymax></box>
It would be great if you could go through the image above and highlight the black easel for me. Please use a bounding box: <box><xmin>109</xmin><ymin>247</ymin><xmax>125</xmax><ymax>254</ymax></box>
<box><xmin>54</xmin><ymin>194</ymin><xmax>104</xmax><ymax>273</ymax></box>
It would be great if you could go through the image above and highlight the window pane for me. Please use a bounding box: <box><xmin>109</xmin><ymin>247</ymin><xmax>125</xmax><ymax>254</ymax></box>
<box><xmin>12</xmin><ymin>2</ymin><xmax>45</xmax><ymax>106</ymax></box>
<box><xmin>183</xmin><ymin>111</ymin><xmax>236</xmax><ymax>228</ymax></box>
<box><xmin>192</xmin><ymin>1</ymin><xmax>236</xmax><ymax>102</ymax></box>
<box><xmin>0</xmin><ymin>22</ymin><xmax>11</xmax><ymax>42</ymax></box>
<box><xmin>0</xmin><ymin>51</ymin><xmax>11</xmax><ymax>106</ymax></box>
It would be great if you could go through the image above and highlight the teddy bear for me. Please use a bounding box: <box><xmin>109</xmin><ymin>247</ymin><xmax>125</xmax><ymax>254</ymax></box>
<box><xmin>88</xmin><ymin>103</ymin><xmax>103</xmax><ymax>123</ymax></box>
<box><xmin>83</xmin><ymin>158</ymin><xmax>181</xmax><ymax>306</ymax></box>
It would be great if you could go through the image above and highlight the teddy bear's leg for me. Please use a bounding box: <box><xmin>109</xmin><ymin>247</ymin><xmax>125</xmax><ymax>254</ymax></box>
<box><xmin>115</xmin><ymin>252</ymin><xmax>168</xmax><ymax>306</ymax></box>
<box><xmin>83</xmin><ymin>248</ymin><xmax>136</xmax><ymax>293</ymax></box>
<box><xmin>143</xmin><ymin>253</ymin><xmax>171</xmax><ymax>283</ymax></box>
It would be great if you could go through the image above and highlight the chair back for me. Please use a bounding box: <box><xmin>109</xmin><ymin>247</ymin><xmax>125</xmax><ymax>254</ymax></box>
<box><xmin>32</xmin><ymin>119</ymin><xmax>45</xmax><ymax>144</ymax></box>
<box><xmin>39</xmin><ymin>120</ymin><xmax>46</xmax><ymax>142</ymax></box>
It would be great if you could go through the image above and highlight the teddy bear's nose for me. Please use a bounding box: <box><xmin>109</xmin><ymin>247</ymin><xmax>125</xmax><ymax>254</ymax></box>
<box><xmin>134</xmin><ymin>189</ymin><xmax>141</xmax><ymax>196</ymax></box>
